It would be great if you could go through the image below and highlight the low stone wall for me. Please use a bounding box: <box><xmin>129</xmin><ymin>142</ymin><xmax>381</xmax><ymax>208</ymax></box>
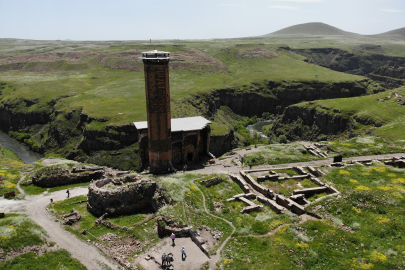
<box><xmin>275</xmin><ymin>195</ymin><xmax>306</xmax><ymax>215</ymax></box>
<box><xmin>229</xmin><ymin>174</ymin><xmax>250</xmax><ymax>193</ymax></box>
<box><xmin>200</xmin><ymin>177</ymin><xmax>223</xmax><ymax>187</ymax></box>
<box><xmin>256</xmin><ymin>195</ymin><xmax>285</xmax><ymax>213</ymax></box>
<box><xmin>290</xmin><ymin>194</ymin><xmax>309</xmax><ymax>205</ymax></box>
<box><xmin>293</xmin><ymin>186</ymin><xmax>329</xmax><ymax>197</ymax></box>
<box><xmin>240</xmin><ymin>171</ymin><xmax>273</xmax><ymax>198</ymax></box>
<box><xmin>306</xmin><ymin>166</ymin><xmax>325</xmax><ymax>177</ymax></box>
<box><xmin>309</xmin><ymin>176</ymin><xmax>325</xmax><ymax>186</ymax></box>
<box><xmin>87</xmin><ymin>178</ymin><xmax>159</xmax><ymax>217</ymax></box>
<box><xmin>257</xmin><ymin>174</ymin><xmax>279</xmax><ymax>182</ymax></box>
<box><xmin>293</xmin><ymin>167</ymin><xmax>307</xmax><ymax>175</ymax></box>
<box><xmin>280</xmin><ymin>174</ymin><xmax>310</xmax><ymax>180</ymax></box>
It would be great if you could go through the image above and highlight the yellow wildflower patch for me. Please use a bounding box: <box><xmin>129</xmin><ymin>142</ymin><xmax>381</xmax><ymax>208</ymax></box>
<box><xmin>350</xmin><ymin>179</ymin><xmax>358</xmax><ymax>183</ymax></box>
<box><xmin>351</xmin><ymin>260</ymin><xmax>374</xmax><ymax>270</ymax></box>
<box><xmin>393</xmin><ymin>185</ymin><xmax>405</xmax><ymax>192</ymax></box>
<box><xmin>355</xmin><ymin>186</ymin><xmax>371</xmax><ymax>191</ymax></box>
<box><xmin>373</xmin><ymin>166</ymin><xmax>387</xmax><ymax>173</ymax></box>
<box><xmin>296</xmin><ymin>242</ymin><xmax>309</xmax><ymax>248</ymax></box>
<box><xmin>353</xmin><ymin>207</ymin><xmax>362</xmax><ymax>214</ymax></box>
<box><xmin>392</xmin><ymin>178</ymin><xmax>405</xmax><ymax>184</ymax></box>
<box><xmin>3</xmin><ymin>181</ymin><xmax>16</xmax><ymax>189</ymax></box>
<box><xmin>377</xmin><ymin>186</ymin><xmax>391</xmax><ymax>191</ymax></box>
<box><xmin>393</xmin><ymin>192</ymin><xmax>404</xmax><ymax>199</ymax></box>
<box><xmin>369</xmin><ymin>250</ymin><xmax>387</xmax><ymax>262</ymax></box>
<box><xmin>387</xmin><ymin>173</ymin><xmax>396</xmax><ymax>177</ymax></box>
<box><xmin>278</xmin><ymin>225</ymin><xmax>289</xmax><ymax>234</ymax></box>
<box><xmin>377</xmin><ymin>217</ymin><xmax>390</xmax><ymax>224</ymax></box>
<box><xmin>339</xmin><ymin>170</ymin><xmax>350</xmax><ymax>175</ymax></box>
<box><xmin>190</xmin><ymin>184</ymin><xmax>198</xmax><ymax>191</ymax></box>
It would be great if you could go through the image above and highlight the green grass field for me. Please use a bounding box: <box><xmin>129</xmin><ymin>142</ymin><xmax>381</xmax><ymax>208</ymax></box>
<box><xmin>0</xmin><ymin>214</ymin><xmax>86</xmax><ymax>269</ymax></box>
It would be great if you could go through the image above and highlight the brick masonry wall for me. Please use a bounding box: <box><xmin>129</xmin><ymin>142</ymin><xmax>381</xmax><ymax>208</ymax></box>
<box><xmin>144</xmin><ymin>60</ymin><xmax>172</xmax><ymax>173</ymax></box>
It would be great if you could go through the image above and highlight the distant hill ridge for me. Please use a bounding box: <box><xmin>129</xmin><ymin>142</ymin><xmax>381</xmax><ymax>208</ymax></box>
<box><xmin>263</xmin><ymin>22</ymin><xmax>405</xmax><ymax>39</ymax></box>
<box><xmin>372</xmin><ymin>27</ymin><xmax>405</xmax><ymax>40</ymax></box>
<box><xmin>265</xmin><ymin>22</ymin><xmax>359</xmax><ymax>37</ymax></box>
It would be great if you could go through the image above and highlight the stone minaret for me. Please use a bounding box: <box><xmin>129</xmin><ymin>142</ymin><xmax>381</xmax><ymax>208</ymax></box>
<box><xmin>140</xmin><ymin>50</ymin><xmax>173</xmax><ymax>174</ymax></box>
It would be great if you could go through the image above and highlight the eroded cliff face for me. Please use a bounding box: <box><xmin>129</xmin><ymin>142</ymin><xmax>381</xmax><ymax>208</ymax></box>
<box><xmin>189</xmin><ymin>80</ymin><xmax>371</xmax><ymax>118</ymax></box>
<box><xmin>272</xmin><ymin>104</ymin><xmax>355</xmax><ymax>141</ymax></box>
<box><xmin>368</xmin><ymin>66</ymin><xmax>405</xmax><ymax>89</ymax></box>
<box><xmin>294</xmin><ymin>48</ymin><xmax>405</xmax><ymax>76</ymax></box>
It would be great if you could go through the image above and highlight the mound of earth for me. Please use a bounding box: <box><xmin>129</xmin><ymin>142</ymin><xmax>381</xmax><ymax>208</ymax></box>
<box><xmin>264</xmin><ymin>22</ymin><xmax>360</xmax><ymax>37</ymax></box>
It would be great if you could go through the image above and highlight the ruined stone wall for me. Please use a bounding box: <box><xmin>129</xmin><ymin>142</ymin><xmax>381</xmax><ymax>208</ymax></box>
<box><xmin>32</xmin><ymin>169</ymin><xmax>104</xmax><ymax>188</ymax></box>
<box><xmin>87</xmin><ymin>178</ymin><xmax>157</xmax><ymax>217</ymax></box>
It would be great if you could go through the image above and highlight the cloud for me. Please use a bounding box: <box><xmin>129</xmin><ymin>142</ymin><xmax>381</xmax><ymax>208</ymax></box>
<box><xmin>269</xmin><ymin>0</ymin><xmax>324</xmax><ymax>2</ymax></box>
<box><xmin>269</xmin><ymin>5</ymin><xmax>299</xmax><ymax>9</ymax></box>
<box><xmin>381</xmin><ymin>9</ymin><xmax>405</xmax><ymax>12</ymax></box>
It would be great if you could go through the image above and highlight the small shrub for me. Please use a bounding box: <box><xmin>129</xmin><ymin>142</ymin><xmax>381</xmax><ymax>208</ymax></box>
<box><xmin>279</xmin><ymin>135</ymin><xmax>287</xmax><ymax>144</ymax></box>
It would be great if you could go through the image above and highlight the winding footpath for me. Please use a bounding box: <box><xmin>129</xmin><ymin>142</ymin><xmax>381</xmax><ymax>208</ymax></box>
<box><xmin>192</xmin><ymin>179</ymin><xmax>236</xmax><ymax>270</ymax></box>
<box><xmin>0</xmin><ymin>185</ymin><xmax>120</xmax><ymax>270</ymax></box>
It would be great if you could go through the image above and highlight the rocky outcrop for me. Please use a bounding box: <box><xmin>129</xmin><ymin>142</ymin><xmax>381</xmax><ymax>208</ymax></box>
<box><xmin>191</xmin><ymin>80</ymin><xmax>370</xmax><ymax>118</ymax></box>
<box><xmin>32</xmin><ymin>165</ymin><xmax>105</xmax><ymax>188</ymax></box>
<box><xmin>367</xmin><ymin>66</ymin><xmax>405</xmax><ymax>89</ymax></box>
<box><xmin>0</xmin><ymin>104</ymin><xmax>50</xmax><ymax>133</ymax></box>
<box><xmin>372</xmin><ymin>66</ymin><xmax>405</xmax><ymax>79</ymax></box>
<box><xmin>295</xmin><ymin>48</ymin><xmax>405</xmax><ymax>75</ymax></box>
<box><xmin>272</xmin><ymin>104</ymin><xmax>355</xmax><ymax>141</ymax></box>
<box><xmin>79</xmin><ymin>124</ymin><xmax>137</xmax><ymax>153</ymax></box>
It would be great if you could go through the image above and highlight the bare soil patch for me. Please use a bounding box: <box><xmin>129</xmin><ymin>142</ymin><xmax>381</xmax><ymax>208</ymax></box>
<box><xmin>41</xmin><ymin>158</ymin><xmax>63</xmax><ymax>166</ymax></box>
<box><xmin>134</xmin><ymin>237</ymin><xmax>210</xmax><ymax>270</ymax></box>
<box><xmin>236</xmin><ymin>48</ymin><xmax>279</xmax><ymax>59</ymax></box>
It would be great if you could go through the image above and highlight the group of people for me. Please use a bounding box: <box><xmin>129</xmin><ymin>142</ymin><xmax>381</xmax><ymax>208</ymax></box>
<box><xmin>170</xmin><ymin>232</ymin><xmax>187</xmax><ymax>259</ymax></box>
<box><xmin>159</xmin><ymin>233</ymin><xmax>187</xmax><ymax>269</ymax></box>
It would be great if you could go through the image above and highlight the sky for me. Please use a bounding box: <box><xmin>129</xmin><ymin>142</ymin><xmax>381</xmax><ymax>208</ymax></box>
<box><xmin>0</xmin><ymin>0</ymin><xmax>404</xmax><ymax>41</ymax></box>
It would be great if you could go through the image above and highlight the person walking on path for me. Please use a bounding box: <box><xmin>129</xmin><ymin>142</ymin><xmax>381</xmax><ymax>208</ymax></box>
<box><xmin>161</xmin><ymin>253</ymin><xmax>166</xmax><ymax>266</ymax></box>
<box><xmin>66</xmin><ymin>189</ymin><xmax>70</xmax><ymax>198</ymax></box>
<box><xmin>170</xmin><ymin>233</ymin><xmax>176</xmax><ymax>246</ymax></box>
<box><xmin>181</xmin><ymin>246</ymin><xmax>186</xmax><ymax>260</ymax></box>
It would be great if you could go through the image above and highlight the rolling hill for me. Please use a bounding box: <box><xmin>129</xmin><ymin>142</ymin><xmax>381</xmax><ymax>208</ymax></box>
<box><xmin>263</xmin><ymin>22</ymin><xmax>361</xmax><ymax>37</ymax></box>
<box><xmin>372</xmin><ymin>27</ymin><xmax>405</xmax><ymax>40</ymax></box>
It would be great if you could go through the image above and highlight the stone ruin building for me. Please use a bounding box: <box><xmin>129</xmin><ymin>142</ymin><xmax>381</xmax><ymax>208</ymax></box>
<box><xmin>87</xmin><ymin>175</ymin><xmax>169</xmax><ymax>217</ymax></box>
<box><xmin>134</xmin><ymin>50</ymin><xmax>211</xmax><ymax>174</ymax></box>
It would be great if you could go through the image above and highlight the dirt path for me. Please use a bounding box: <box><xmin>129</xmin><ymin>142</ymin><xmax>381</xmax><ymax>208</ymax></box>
<box><xmin>0</xmin><ymin>188</ymin><xmax>120</xmax><ymax>270</ymax></box>
<box><xmin>192</xmin><ymin>179</ymin><xmax>236</xmax><ymax>270</ymax></box>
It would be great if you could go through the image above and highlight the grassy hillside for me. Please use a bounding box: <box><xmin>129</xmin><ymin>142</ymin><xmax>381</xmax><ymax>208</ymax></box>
<box><xmin>0</xmin><ymin>41</ymin><xmax>364</xmax><ymax>128</ymax></box>
<box><xmin>265</xmin><ymin>22</ymin><xmax>360</xmax><ymax>37</ymax></box>
<box><xmin>300</xmin><ymin>86</ymin><xmax>405</xmax><ymax>142</ymax></box>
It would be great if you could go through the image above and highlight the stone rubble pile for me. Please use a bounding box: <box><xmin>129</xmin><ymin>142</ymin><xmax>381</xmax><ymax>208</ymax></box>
<box><xmin>61</xmin><ymin>208</ymin><xmax>81</xmax><ymax>225</ymax></box>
